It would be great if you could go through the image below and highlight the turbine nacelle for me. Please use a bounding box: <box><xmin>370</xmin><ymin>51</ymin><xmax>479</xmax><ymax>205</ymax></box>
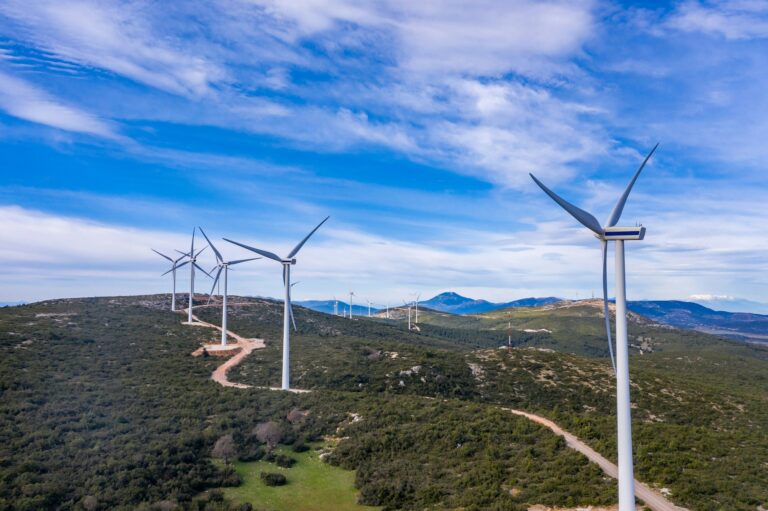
<box><xmin>282</xmin><ymin>258</ymin><xmax>297</xmax><ymax>265</ymax></box>
<box><xmin>601</xmin><ymin>226</ymin><xmax>646</xmax><ymax>241</ymax></box>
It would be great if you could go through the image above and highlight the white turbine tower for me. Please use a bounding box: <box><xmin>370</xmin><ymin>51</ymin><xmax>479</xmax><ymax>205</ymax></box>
<box><xmin>333</xmin><ymin>296</ymin><xmax>339</xmax><ymax>316</ymax></box>
<box><xmin>365</xmin><ymin>298</ymin><xmax>372</xmax><ymax>317</ymax></box>
<box><xmin>152</xmin><ymin>249</ymin><xmax>187</xmax><ymax>311</ymax></box>
<box><xmin>349</xmin><ymin>291</ymin><xmax>355</xmax><ymax>319</ymax></box>
<box><xmin>413</xmin><ymin>293</ymin><xmax>421</xmax><ymax>324</ymax></box>
<box><xmin>183</xmin><ymin>228</ymin><xmax>211</xmax><ymax>323</ymax></box>
<box><xmin>530</xmin><ymin>143</ymin><xmax>657</xmax><ymax>511</ymax></box>
<box><xmin>224</xmin><ymin>217</ymin><xmax>329</xmax><ymax>390</ymax></box>
<box><xmin>199</xmin><ymin>228</ymin><xmax>259</xmax><ymax>346</ymax></box>
<box><xmin>403</xmin><ymin>299</ymin><xmax>412</xmax><ymax>330</ymax></box>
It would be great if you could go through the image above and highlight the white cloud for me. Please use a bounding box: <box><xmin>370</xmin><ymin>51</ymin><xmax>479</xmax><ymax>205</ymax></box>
<box><xmin>0</xmin><ymin>0</ymin><xmax>225</xmax><ymax>96</ymax></box>
<box><xmin>3</xmin><ymin>197</ymin><xmax>768</xmax><ymax>305</ymax></box>
<box><xmin>0</xmin><ymin>71</ymin><xmax>117</xmax><ymax>137</ymax></box>
<box><xmin>666</xmin><ymin>1</ymin><xmax>768</xmax><ymax>40</ymax></box>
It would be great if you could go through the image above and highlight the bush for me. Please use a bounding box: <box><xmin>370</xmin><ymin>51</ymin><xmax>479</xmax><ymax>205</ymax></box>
<box><xmin>259</xmin><ymin>472</ymin><xmax>287</xmax><ymax>487</ymax></box>
<box><xmin>264</xmin><ymin>452</ymin><xmax>296</xmax><ymax>468</ymax></box>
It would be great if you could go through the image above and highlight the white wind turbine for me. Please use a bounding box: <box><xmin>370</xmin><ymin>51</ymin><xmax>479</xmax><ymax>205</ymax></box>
<box><xmin>413</xmin><ymin>293</ymin><xmax>421</xmax><ymax>324</ymax></box>
<box><xmin>365</xmin><ymin>298</ymin><xmax>373</xmax><ymax>317</ymax></box>
<box><xmin>402</xmin><ymin>299</ymin><xmax>412</xmax><ymax>330</ymax></box>
<box><xmin>199</xmin><ymin>228</ymin><xmax>259</xmax><ymax>346</ymax></box>
<box><xmin>224</xmin><ymin>217</ymin><xmax>329</xmax><ymax>390</ymax></box>
<box><xmin>530</xmin><ymin>143</ymin><xmax>658</xmax><ymax>511</ymax></box>
<box><xmin>181</xmin><ymin>228</ymin><xmax>211</xmax><ymax>323</ymax></box>
<box><xmin>152</xmin><ymin>249</ymin><xmax>187</xmax><ymax>311</ymax></box>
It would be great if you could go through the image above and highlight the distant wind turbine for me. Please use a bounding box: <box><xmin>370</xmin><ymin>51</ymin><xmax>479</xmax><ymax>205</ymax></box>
<box><xmin>349</xmin><ymin>291</ymin><xmax>355</xmax><ymax>319</ymax></box>
<box><xmin>403</xmin><ymin>299</ymin><xmax>412</xmax><ymax>330</ymax></box>
<box><xmin>182</xmin><ymin>228</ymin><xmax>212</xmax><ymax>323</ymax></box>
<box><xmin>152</xmin><ymin>249</ymin><xmax>187</xmax><ymax>311</ymax></box>
<box><xmin>199</xmin><ymin>228</ymin><xmax>259</xmax><ymax>346</ymax></box>
<box><xmin>224</xmin><ymin>216</ymin><xmax>329</xmax><ymax>390</ymax></box>
<box><xmin>530</xmin><ymin>143</ymin><xmax>658</xmax><ymax>511</ymax></box>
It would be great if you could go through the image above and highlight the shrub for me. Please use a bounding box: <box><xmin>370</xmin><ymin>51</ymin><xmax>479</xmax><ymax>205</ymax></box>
<box><xmin>260</xmin><ymin>472</ymin><xmax>287</xmax><ymax>487</ymax></box>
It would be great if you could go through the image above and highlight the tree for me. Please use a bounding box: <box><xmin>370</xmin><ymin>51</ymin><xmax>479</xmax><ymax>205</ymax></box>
<box><xmin>212</xmin><ymin>434</ymin><xmax>237</xmax><ymax>465</ymax></box>
<box><xmin>254</xmin><ymin>422</ymin><xmax>283</xmax><ymax>449</ymax></box>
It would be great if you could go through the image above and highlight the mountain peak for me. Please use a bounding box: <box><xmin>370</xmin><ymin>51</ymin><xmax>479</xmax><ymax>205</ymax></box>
<box><xmin>422</xmin><ymin>292</ymin><xmax>559</xmax><ymax>315</ymax></box>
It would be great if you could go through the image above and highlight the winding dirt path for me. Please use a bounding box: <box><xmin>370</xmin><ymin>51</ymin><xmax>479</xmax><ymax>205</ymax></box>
<box><xmin>182</xmin><ymin>307</ymin><xmax>308</xmax><ymax>393</ymax></box>
<box><xmin>180</xmin><ymin>305</ymin><xmax>686</xmax><ymax>510</ymax></box>
<box><xmin>507</xmin><ymin>409</ymin><xmax>689</xmax><ymax>511</ymax></box>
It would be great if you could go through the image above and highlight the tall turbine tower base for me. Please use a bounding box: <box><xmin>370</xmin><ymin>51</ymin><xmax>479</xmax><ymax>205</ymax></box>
<box><xmin>282</xmin><ymin>264</ymin><xmax>291</xmax><ymax>390</ymax></box>
<box><xmin>614</xmin><ymin>239</ymin><xmax>636</xmax><ymax>511</ymax></box>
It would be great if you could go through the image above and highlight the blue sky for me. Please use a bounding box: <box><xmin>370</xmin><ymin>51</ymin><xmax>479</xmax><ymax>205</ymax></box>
<box><xmin>1</xmin><ymin>0</ymin><xmax>767</xmax><ymax>307</ymax></box>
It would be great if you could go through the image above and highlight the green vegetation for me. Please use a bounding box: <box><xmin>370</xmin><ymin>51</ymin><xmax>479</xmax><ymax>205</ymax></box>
<box><xmin>220</xmin><ymin>444</ymin><xmax>377</xmax><ymax>511</ymax></box>
<box><xmin>211</xmin><ymin>298</ymin><xmax>768</xmax><ymax>510</ymax></box>
<box><xmin>1</xmin><ymin>295</ymin><xmax>767</xmax><ymax>510</ymax></box>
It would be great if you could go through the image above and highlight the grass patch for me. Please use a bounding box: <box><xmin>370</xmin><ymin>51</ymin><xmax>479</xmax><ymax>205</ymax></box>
<box><xmin>219</xmin><ymin>444</ymin><xmax>380</xmax><ymax>511</ymax></box>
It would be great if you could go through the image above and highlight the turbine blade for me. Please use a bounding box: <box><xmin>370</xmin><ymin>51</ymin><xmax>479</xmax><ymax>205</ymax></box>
<box><xmin>209</xmin><ymin>266</ymin><xmax>223</xmax><ymax>296</ymax></box>
<box><xmin>191</xmin><ymin>228</ymin><xmax>195</xmax><ymax>255</ymax></box>
<box><xmin>175</xmin><ymin>260</ymin><xmax>190</xmax><ymax>270</ymax></box>
<box><xmin>195</xmin><ymin>245</ymin><xmax>208</xmax><ymax>258</ymax></box>
<box><xmin>194</xmin><ymin>262</ymin><xmax>212</xmax><ymax>278</ymax></box>
<box><xmin>175</xmin><ymin>249</ymin><xmax>190</xmax><ymax>257</ymax></box>
<box><xmin>223</xmin><ymin>238</ymin><xmax>282</xmax><ymax>263</ymax></box>
<box><xmin>602</xmin><ymin>240</ymin><xmax>617</xmax><ymax>373</ymax></box>
<box><xmin>152</xmin><ymin>249</ymin><xmax>173</xmax><ymax>262</ymax></box>
<box><xmin>529</xmin><ymin>173</ymin><xmax>603</xmax><ymax>235</ymax></box>
<box><xmin>605</xmin><ymin>143</ymin><xmax>658</xmax><ymax>227</ymax></box>
<box><xmin>161</xmin><ymin>267</ymin><xmax>174</xmax><ymax>276</ymax></box>
<box><xmin>287</xmin><ymin>286</ymin><xmax>297</xmax><ymax>331</ymax></box>
<box><xmin>228</xmin><ymin>257</ymin><xmax>260</xmax><ymax>265</ymax></box>
<box><xmin>198</xmin><ymin>227</ymin><xmax>223</xmax><ymax>263</ymax></box>
<box><xmin>287</xmin><ymin>216</ymin><xmax>330</xmax><ymax>259</ymax></box>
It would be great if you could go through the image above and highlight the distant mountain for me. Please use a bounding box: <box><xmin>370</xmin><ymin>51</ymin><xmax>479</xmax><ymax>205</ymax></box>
<box><xmin>628</xmin><ymin>300</ymin><xmax>768</xmax><ymax>343</ymax></box>
<box><xmin>420</xmin><ymin>292</ymin><xmax>560</xmax><ymax>315</ymax></box>
<box><xmin>295</xmin><ymin>300</ymin><xmax>376</xmax><ymax>316</ymax></box>
<box><xmin>0</xmin><ymin>301</ymin><xmax>25</xmax><ymax>307</ymax></box>
<box><xmin>687</xmin><ymin>295</ymin><xmax>768</xmax><ymax>315</ymax></box>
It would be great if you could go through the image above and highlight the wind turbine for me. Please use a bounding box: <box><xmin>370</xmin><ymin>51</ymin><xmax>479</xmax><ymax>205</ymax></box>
<box><xmin>152</xmin><ymin>249</ymin><xmax>187</xmax><ymax>311</ymax></box>
<box><xmin>349</xmin><ymin>291</ymin><xmax>355</xmax><ymax>319</ymax></box>
<box><xmin>413</xmin><ymin>293</ymin><xmax>421</xmax><ymax>324</ymax></box>
<box><xmin>199</xmin><ymin>228</ymin><xmax>259</xmax><ymax>346</ymax></box>
<box><xmin>224</xmin><ymin>217</ymin><xmax>329</xmax><ymax>390</ymax></box>
<box><xmin>365</xmin><ymin>298</ymin><xmax>372</xmax><ymax>317</ymax></box>
<box><xmin>529</xmin><ymin>143</ymin><xmax>657</xmax><ymax>511</ymax></box>
<box><xmin>403</xmin><ymin>299</ymin><xmax>412</xmax><ymax>330</ymax></box>
<box><xmin>333</xmin><ymin>296</ymin><xmax>339</xmax><ymax>316</ymax></box>
<box><xmin>182</xmin><ymin>228</ymin><xmax>212</xmax><ymax>323</ymax></box>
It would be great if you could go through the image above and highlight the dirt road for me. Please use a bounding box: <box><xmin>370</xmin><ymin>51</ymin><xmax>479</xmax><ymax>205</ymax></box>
<box><xmin>507</xmin><ymin>409</ymin><xmax>689</xmax><ymax>511</ymax></box>
<box><xmin>183</xmin><ymin>308</ymin><xmax>307</xmax><ymax>392</ymax></box>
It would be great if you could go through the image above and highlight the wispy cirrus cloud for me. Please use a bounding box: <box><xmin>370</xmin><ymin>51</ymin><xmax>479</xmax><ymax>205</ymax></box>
<box><xmin>0</xmin><ymin>0</ymin><xmax>604</xmax><ymax>188</ymax></box>
<box><xmin>0</xmin><ymin>70</ymin><xmax>117</xmax><ymax>138</ymax></box>
<box><xmin>0</xmin><ymin>0</ymin><xmax>226</xmax><ymax>96</ymax></box>
<box><xmin>666</xmin><ymin>0</ymin><xmax>768</xmax><ymax>40</ymax></box>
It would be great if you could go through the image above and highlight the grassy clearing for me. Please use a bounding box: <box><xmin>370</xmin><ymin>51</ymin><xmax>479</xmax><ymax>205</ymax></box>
<box><xmin>220</xmin><ymin>444</ymin><xmax>380</xmax><ymax>511</ymax></box>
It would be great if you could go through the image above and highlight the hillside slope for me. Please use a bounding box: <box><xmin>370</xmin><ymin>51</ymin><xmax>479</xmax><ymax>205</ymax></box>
<box><xmin>628</xmin><ymin>300</ymin><xmax>768</xmax><ymax>343</ymax></box>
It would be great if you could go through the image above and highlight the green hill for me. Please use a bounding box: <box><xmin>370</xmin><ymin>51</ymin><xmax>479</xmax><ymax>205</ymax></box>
<box><xmin>1</xmin><ymin>295</ymin><xmax>767</xmax><ymax>510</ymax></box>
